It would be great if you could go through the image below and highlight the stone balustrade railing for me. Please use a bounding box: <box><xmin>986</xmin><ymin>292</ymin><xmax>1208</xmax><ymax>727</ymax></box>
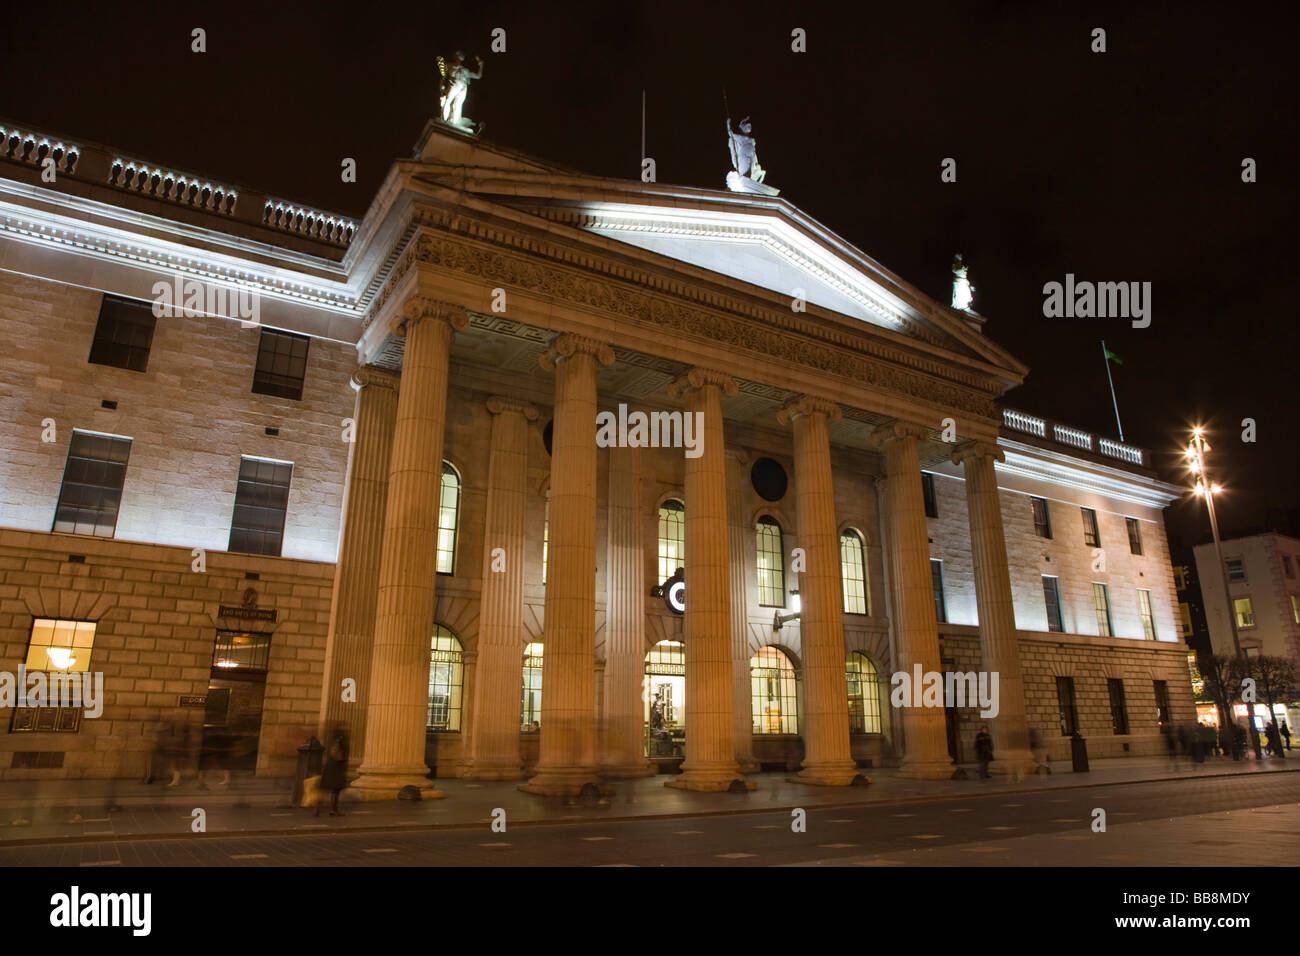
<box><xmin>0</xmin><ymin>119</ymin><xmax>356</xmax><ymax>250</ymax></box>
<box><xmin>1001</xmin><ymin>407</ymin><xmax>1145</xmax><ymax>467</ymax></box>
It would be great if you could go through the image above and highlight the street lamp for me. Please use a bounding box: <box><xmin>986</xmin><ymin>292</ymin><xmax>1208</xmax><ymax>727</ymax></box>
<box><xmin>1185</xmin><ymin>427</ymin><xmax>1262</xmax><ymax>760</ymax></box>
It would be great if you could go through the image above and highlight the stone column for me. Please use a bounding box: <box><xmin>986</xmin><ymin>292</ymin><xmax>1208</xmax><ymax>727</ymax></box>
<box><xmin>318</xmin><ymin>366</ymin><xmax>399</xmax><ymax>772</ymax></box>
<box><xmin>727</xmin><ymin>450</ymin><xmax>760</xmax><ymax>772</ymax></box>
<box><xmin>870</xmin><ymin>421</ymin><xmax>953</xmax><ymax>779</ymax></box>
<box><xmin>600</xmin><ymin>444</ymin><xmax>654</xmax><ymax>776</ymax></box>
<box><xmin>666</xmin><ymin>369</ymin><xmax>752</xmax><ymax>791</ymax></box>
<box><xmin>779</xmin><ymin>396</ymin><xmax>862</xmax><ymax>785</ymax></box>
<box><xmin>460</xmin><ymin>397</ymin><xmax>538</xmax><ymax>779</ymax></box>
<box><xmin>521</xmin><ymin>334</ymin><xmax>613</xmax><ymax>796</ymax></box>
<box><xmin>953</xmin><ymin>440</ymin><xmax>1036</xmax><ymax>775</ymax></box>
<box><xmin>351</xmin><ymin>297</ymin><xmax>467</xmax><ymax>799</ymax></box>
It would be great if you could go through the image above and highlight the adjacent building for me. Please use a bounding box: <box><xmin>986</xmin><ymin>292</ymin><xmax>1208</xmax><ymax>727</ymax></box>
<box><xmin>0</xmin><ymin>117</ymin><xmax>1193</xmax><ymax>788</ymax></box>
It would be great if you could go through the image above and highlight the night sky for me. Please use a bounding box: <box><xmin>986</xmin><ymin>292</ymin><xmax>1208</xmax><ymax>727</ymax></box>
<box><xmin>3</xmin><ymin>1</ymin><xmax>1295</xmax><ymax>546</ymax></box>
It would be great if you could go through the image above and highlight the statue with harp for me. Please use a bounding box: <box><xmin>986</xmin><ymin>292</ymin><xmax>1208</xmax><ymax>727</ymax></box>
<box><xmin>437</xmin><ymin>51</ymin><xmax>484</xmax><ymax>134</ymax></box>
<box><xmin>724</xmin><ymin>96</ymin><xmax>779</xmax><ymax>196</ymax></box>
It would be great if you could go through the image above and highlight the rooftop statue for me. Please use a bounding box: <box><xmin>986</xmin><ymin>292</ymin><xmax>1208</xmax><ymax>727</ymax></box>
<box><xmin>438</xmin><ymin>51</ymin><xmax>484</xmax><ymax>134</ymax></box>
<box><xmin>951</xmin><ymin>254</ymin><xmax>975</xmax><ymax>311</ymax></box>
<box><xmin>725</xmin><ymin>116</ymin><xmax>779</xmax><ymax>196</ymax></box>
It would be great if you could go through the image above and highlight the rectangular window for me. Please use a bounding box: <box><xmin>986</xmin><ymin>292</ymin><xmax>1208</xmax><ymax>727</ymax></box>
<box><xmin>251</xmin><ymin>328</ymin><xmax>310</xmax><ymax>400</ymax></box>
<box><xmin>1282</xmin><ymin>555</ymin><xmax>1294</xmax><ymax>579</ymax></box>
<box><xmin>658</xmin><ymin>501</ymin><xmax>685</xmax><ymax>584</ymax></box>
<box><xmin>756</xmin><ymin>518</ymin><xmax>785</xmax><ymax>607</ymax></box>
<box><xmin>1125</xmin><ymin>517</ymin><xmax>1143</xmax><ymax>555</ymax></box>
<box><xmin>839</xmin><ymin>531</ymin><xmax>868</xmax><ymax>615</ymax></box>
<box><xmin>52</xmin><ymin>431</ymin><xmax>132</xmax><ymax>538</ymax></box>
<box><xmin>1137</xmin><ymin>588</ymin><xmax>1156</xmax><ymax>640</ymax></box>
<box><xmin>212</xmin><ymin>630</ymin><xmax>272</xmax><ymax>674</ymax></box>
<box><xmin>1031</xmin><ymin>497</ymin><xmax>1053</xmax><ymax>539</ymax></box>
<box><xmin>1092</xmin><ymin>582</ymin><xmax>1113</xmax><ymax>637</ymax></box>
<box><xmin>1234</xmin><ymin>596</ymin><xmax>1255</xmax><ymax>628</ymax></box>
<box><xmin>1107</xmin><ymin>678</ymin><xmax>1129</xmax><ymax>735</ymax></box>
<box><xmin>25</xmin><ymin>618</ymin><xmax>96</xmax><ymax>673</ymax></box>
<box><xmin>1180</xmin><ymin>602</ymin><xmax>1194</xmax><ymax>636</ymax></box>
<box><xmin>1291</xmin><ymin>594</ymin><xmax>1299</xmax><ymax>625</ymax></box>
<box><xmin>1154</xmin><ymin>679</ymin><xmax>1171</xmax><ymax>724</ymax></box>
<box><xmin>1081</xmin><ymin>507</ymin><xmax>1100</xmax><ymax>547</ymax></box>
<box><xmin>921</xmin><ymin>473</ymin><xmax>938</xmax><ymax>519</ymax></box>
<box><xmin>1056</xmin><ymin>676</ymin><xmax>1079</xmax><ymax>736</ymax></box>
<box><xmin>1226</xmin><ymin>559</ymin><xmax>1246</xmax><ymax>582</ymax></box>
<box><xmin>1042</xmin><ymin>575</ymin><xmax>1064</xmax><ymax>633</ymax></box>
<box><xmin>931</xmin><ymin>559</ymin><xmax>947</xmax><ymax>624</ymax></box>
<box><xmin>88</xmin><ymin>294</ymin><xmax>157</xmax><ymax>372</ymax></box>
<box><xmin>228</xmin><ymin>457</ymin><xmax>292</xmax><ymax>556</ymax></box>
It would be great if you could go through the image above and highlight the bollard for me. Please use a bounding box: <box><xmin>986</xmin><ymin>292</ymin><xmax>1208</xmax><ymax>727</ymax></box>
<box><xmin>293</xmin><ymin>736</ymin><xmax>324</xmax><ymax>807</ymax></box>
<box><xmin>1070</xmin><ymin>732</ymin><xmax>1089</xmax><ymax>773</ymax></box>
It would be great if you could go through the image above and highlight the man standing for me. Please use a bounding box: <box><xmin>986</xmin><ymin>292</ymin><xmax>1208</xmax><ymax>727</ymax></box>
<box><xmin>974</xmin><ymin>726</ymin><xmax>994</xmax><ymax>779</ymax></box>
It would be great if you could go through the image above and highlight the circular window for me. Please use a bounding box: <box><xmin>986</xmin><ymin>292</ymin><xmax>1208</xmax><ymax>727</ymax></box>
<box><xmin>542</xmin><ymin>420</ymin><xmax>553</xmax><ymax>456</ymax></box>
<box><xmin>750</xmin><ymin>457</ymin><xmax>788</xmax><ymax>502</ymax></box>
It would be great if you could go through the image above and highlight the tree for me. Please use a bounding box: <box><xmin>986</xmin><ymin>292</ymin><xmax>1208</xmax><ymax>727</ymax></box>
<box><xmin>1197</xmin><ymin>653</ymin><xmax>1239</xmax><ymax>755</ymax></box>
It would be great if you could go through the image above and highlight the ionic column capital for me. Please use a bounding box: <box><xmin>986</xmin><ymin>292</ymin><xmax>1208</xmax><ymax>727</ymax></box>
<box><xmin>391</xmin><ymin>296</ymin><xmax>470</xmax><ymax>337</ymax></box>
<box><xmin>666</xmin><ymin>367</ymin><xmax>738</xmax><ymax>399</ymax></box>
<box><xmin>486</xmin><ymin>396</ymin><xmax>540</xmax><ymax>421</ymax></box>
<box><xmin>869</xmin><ymin>419</ymin><xmax>929</xmax><ymax>450</ymax></box>
<box><xmin>539</xmin><ymin>333</ymin><xmax>614</xmax><ymax>370</ymax></box>
<box><xmin>350</xmin><ymin>365</ymin><xmax>400</xmax><ymax>392</ymax></box>
<box><xmin>951</xmin><ymin>439</ymin><xmax>1005</xmax><ymax>467</ymax></box>
<box><xmin>776</xmin><ymin>394</ymin><xmax>842</xmax><ymax>426</ymax></box>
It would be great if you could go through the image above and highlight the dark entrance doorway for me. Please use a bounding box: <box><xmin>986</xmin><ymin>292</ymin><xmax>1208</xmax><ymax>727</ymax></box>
<box><xmin>201</xmin><ymin>629</ymin><xmax>271</xmax><ymax>773</ymax></box>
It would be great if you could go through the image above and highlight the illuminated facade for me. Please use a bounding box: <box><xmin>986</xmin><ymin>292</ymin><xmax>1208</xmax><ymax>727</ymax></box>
<box><xmin>0</xmin><ymin>119</ymin><xmax>1193</xmax><ymax>787</ymax></box>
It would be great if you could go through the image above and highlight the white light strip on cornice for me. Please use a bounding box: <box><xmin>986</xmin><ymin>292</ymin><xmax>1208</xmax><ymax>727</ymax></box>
<box><xmin>997</xmin><ymin>438</ymin><xmax>1183</xmax><ymax>509</ymax></box>
<box><xmin>0</xmin><ymin>198</ymin><xmax>359</xmax><ymax>314</ymax></box>
<box><xmin>564</xmin><ymin>204</ymin><xmax>912</xmax><ymax>328</ymax></box>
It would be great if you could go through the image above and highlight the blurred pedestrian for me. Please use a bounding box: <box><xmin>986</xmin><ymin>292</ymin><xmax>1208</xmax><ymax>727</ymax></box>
<box><xmin>974</xmin><ymin>725</ymin><xmax>994</xmax><ymax>779</ymax></box>
<box><xmin>317</xmin><ymin>729</ymin><xmax>349</xmax><ymax>816</ymax></box>
<box><xmin>1161</xmin><ymin>722</ymin><xmax>1178</xmax><ymax>768</ymax></box>
<box><xmin>1281</xmin><ymin>720</ymin><xmax>1292</xmax><ymax>752</ymax></box>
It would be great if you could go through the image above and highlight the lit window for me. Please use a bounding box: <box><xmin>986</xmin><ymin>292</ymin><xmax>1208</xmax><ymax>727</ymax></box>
<box><xmin>541</xmin><ymin>487</ymin><xmax>549</xmax><ymax>586</ymax></box>
<box><xmin>1137</xmin><ymin>589</ymin><xmax>1156</xmax><ymax>640</ymax></box>
<box><xmin>212</xmin><ymin>630</ymin><xmax>271</xmax><ymax>673</ymax></box>
<box><xmin>228</xmin><ymin>456</ymin><xmax>292</xmax><ymax>556</ymax></box>
<box><xmin>931</xmin><ymin>559</ymin><xmax>947</xmax><ymax>624</ymax></box>
<box><xmin>251</xmin><ymin>328</ymin><xmax>310</xmax><ymax>400</ymax></box>
<box><xmin>521</xmin><ymin>642</ymin><xmax>543</xmax><ymax>731</ymax></box>
<box><xmin>88</xmin><ymin>295</ymin><xmax>156</xmax><ymax>372</ymax></box>
<box><xmin>25</xmin><ymin>619</ymin><xmax>96</xmax><ymax>673</ymax></box>
<box><xmin>751</xmin><ymin>646</ymin><xmax>798</xmax><ymax>734</ymax></box>
<box><xmin>1092</xmin><ymin>582</ymin><xmax>1113</xmax><ymax>637</ymax></box>
<box><xmin>846</xmin><ymin>652</ymin><xmax>881</xmax><ymax>734</ymax></box>
<box><xmin>840</xmin><ymin>530</ymin><xmax>868</xmax><ymax>615</ymax></box>
<box><xmin>657</xmin><ymin>499</ymin><xmax>685</xmax><ymax>583</ymax></box>
<box><xmin>921</xmin><ymin>472</ymin><xmax>938</xmax><ymax>518</ymax></box>
<box><xmin>1180</xmin><ymin>602</ymin><xmax>1194</xmax><ymax>636</ymax></box>
<box><xmin>1291</xmin><ymin>594</ymin><xmax>1299</xmax><ymax>625</ymax></box>
<box><xmin>1031</xmin><ymin>497</ymin><xmax>1053</xmax><ymax>539</ymax></box>
<box><xmin>756</xmin><ymin>516</ymin><xmax>785</xmax><ymax>607</ymax></box>
<box><xmin>1234</xmin><ymin>597</ymin><xmax>1255</xmax><ymax>628</ymax></box>
<box><xmin>1126</xmin><ymin>517</ymin><xmax>1143</xmax><ymax>556</ymax></box>
<box><xmin>436</xmin><ymin>461</ymin><xmax>460</xmax><ymax>574</ymax></box>
<box><xmin>427</xmin><ymin>625</ymin><xmax>463</xmax><ymax>731</ymax></box>
<box><xmin>53</xmin><ymin>431</ymin><xmax>132</xmax><ymax>538</ymax></box>
<box><xmin>1081</xmin><ymin>508</ymin><xmax>1100</xmax><ymax>548</ymax></box>
<box><xmin>1042</xmin><ymin>575</ymin><xmax>1064</xmax><ymax>633</ymax></box>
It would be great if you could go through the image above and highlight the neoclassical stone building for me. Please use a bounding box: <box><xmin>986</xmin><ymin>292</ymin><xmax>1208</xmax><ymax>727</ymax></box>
<box><xmin>0</xmin><ymin>118</ymin><xmax>1193</xmax><ymax>790</ymax></box>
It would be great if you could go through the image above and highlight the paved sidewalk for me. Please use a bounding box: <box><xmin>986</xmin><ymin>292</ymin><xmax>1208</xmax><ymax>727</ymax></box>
<box><xmin>0</xmin><ymin>754</ymin><xmax>1294</xmax><ymax>846</ymax></box>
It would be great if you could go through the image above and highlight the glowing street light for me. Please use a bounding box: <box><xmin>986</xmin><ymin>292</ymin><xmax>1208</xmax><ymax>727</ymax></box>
<box><xmin>1186</xmin><ymin>426</ymin><xmax>1261</xmax><ymax>760</ymax></box>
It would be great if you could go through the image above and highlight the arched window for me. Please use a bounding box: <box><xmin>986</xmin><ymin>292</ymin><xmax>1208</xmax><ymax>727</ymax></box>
<box><xmin>521</xmin><ymin>642</ymin><xmax>543</xmax><ymax>731</ymax></box>
<box><xmin>427</xmin><ymin>625</ymin><xmax>464</xmax><ymax>731</ymax></box>
<box><xmin>657</xmin><ymin>499</ymin><xmax>685</xmax><ymax>583</ymax></box>
<box><xmin>541</xmin><ymin>487</ymin><xmax>550</xmax><ymax>586</ymax></box>
<box><xmin>756</xmin><ymin>515</ymin><xmax>785</xmax><ymax>607</ymax></box>
<box><xmin>750</xmin><ymin>646</ymin><xmax>799</xmax><ymax>734</ymax></box>
<box><xmin>846</xmin><ymin>652</ymin><xmax>881</xmax><ymax>734</ymax></box>
<box><xmin>840</xmin><ymin>529</ymin><xmax>868</xmax><ymax>615</ymax></box>
<box><xmin>436</xmin><ymin>461</ymin><xmax>460</xmax><ymax>575</ymax></box>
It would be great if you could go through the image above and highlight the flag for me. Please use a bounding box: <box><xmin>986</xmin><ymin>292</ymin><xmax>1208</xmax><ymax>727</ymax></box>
<box><xmin>1104</xmin><ymin>349</ymin><xmax>1123</xmax><ymax>365</ymax></box>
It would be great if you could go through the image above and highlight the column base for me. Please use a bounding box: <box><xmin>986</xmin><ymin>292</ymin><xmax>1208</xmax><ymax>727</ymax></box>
<box><xmin>518</xmin><ymin>766</ymin><xmax>605</xmax><ymax>797</ymax></box>
<box><xmin>790</xmin><ymin>762</ymin><xmax>868</xmax><ymax>787</ymax></box>
<box><xmin>736</xmin><ymin>756</ymin><xmax>761</xmax><ymax>773</ymax></box>
<box><xmin>458</xmin><ymin>758</ymin><xmax>526</xmax><ymax>781</ymax></box>
<box><xmin>598</xmin><ymin>760</ymin><xmax>656</xmax><ymax>778</ymax></box>
<box><xmin>666</xmin><ymin>763</ymin><xmax>755</xmax><ymax>792</ymax></box>
<box><xmin>348</xmin><ymin>768</ymin><xmax>445</xmax><ymax>800</ymax></box>
<box><xmin>895</xmin><ymin>759</ymin><xmax>962</xmax><ymax>781</ymax></box>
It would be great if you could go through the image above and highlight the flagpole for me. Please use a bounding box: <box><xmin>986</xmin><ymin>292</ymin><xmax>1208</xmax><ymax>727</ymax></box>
<box><xmin>1102</xmin><ymin>339</ymin><xmax>1124</xmax><ymax>442</ymax></box>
